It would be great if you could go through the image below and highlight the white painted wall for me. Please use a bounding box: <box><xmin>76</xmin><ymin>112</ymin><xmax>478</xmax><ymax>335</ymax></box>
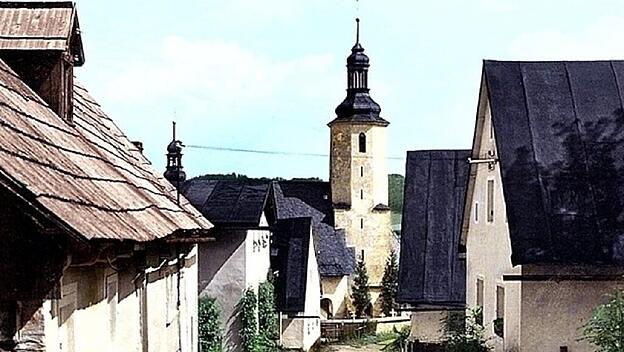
<box><xmin>32</xmin><ymin>245</ymin><xmax>198</xmax><ymax>352</ymax></box>
<box><xmin>199</xmin><ymin>212</ymin><xmax>271</xmax><ymax>352</ymax></box>
<box><xmin>465</xmin><ymin>98</ymin><xmax>521</xmax><ymax>352</ymax></box>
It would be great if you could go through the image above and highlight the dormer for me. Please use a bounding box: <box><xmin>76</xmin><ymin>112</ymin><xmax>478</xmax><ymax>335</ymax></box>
<box><xmin>0</xmin><ymin>1</ymin><xmax>85</xmax><ymax>123</ymax></box>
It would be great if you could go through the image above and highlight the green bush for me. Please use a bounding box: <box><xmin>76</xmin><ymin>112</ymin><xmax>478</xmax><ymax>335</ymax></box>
<box><xmin>240</xmin><ymin>288</ymin><xmax>259</xmax><ymax>352</ymax></box>
<box><xmin>443</xmin><ymin>307</ymin><xmax>490</xmax><ymax>352</ymax></box>
<box><xmin>240</xmin><ymin>283</ymin><xmax>281</xmax><ymax>352</ymax></box>
<box><xmin>257</xmin><ymin>280</ymin><xmax>280</xmax><ymax>352</ymax></box>
<box><xmin>381</xmin><ymin>326</ymin><xmax>410</xmax><ymax>352</ymax></box>
<box><xmin>381</xmin><ymin>250</ymin><xmax>399</xmax><ymax>316</ymax></box>
<box><xmin>583</xmin><ymin>291</ymin><xmax>624</xmax><ymax>352</ymax></box>
<box><xmin>258</xmin><ymin>281</ymin><xmax>278</xmax><ymax>339</ymax></box>
<box><xmin>198</xmin><ymin>297</ymin><xmax>223</xmax><ymax>352</ymax></box>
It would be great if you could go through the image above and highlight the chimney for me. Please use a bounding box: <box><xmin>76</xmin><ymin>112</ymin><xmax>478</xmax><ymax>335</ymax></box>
<box><xmin>0</xmin><ymin>2</ymin><xmax>85</xmax><ymax>124</ymax></box>
<box><xmin>131</xmin><ymin>141</ymin><xmax>144</xmax><ymax>154</ymax></box>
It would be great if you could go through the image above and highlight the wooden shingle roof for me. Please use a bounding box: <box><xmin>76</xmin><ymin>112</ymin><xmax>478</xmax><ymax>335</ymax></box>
<box><xmin>0</xmin><ymin>60</ymin><xmax>212</xmax><ymax>241</ymax></box>
<box><xmin>0</xmin><ymin>1</ymin><xmax>84</xmax><ymax>65</ymax></box>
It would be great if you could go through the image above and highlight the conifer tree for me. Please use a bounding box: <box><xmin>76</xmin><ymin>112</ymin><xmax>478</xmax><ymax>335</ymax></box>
<box><xmin>381</xmin><ymin>250</ymin><xmax>399</xmax><ymax>316</ymax></box>
<box><xmin>352</xmin><ymin>258</ymin><xmax>371</xmax><ymax>317</ymax></box>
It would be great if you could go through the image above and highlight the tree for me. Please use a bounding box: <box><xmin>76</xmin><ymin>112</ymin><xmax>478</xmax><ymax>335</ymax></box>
<box><xmin>583</xmin><ymin>291</ymin><xmax>624</xmax><ymax>352</ymax></box>
<box><xmin>380</xmin><ymin>250</ymin><xmax>399</xmax><ymax>316</ymax></box>
<box><xmin>198</xmin><ymin>297</ymin><xmax>223</xmax><ymax>352</ymax></box>
<box><xmin>352</xmin><ymin>258</ymin><xmax>371</xmax><ymax>317</ymax></box>
<box><xmin>388</xmin><ymin>174</ymin><xmax>405</xmax><ymax>214</ymax></box>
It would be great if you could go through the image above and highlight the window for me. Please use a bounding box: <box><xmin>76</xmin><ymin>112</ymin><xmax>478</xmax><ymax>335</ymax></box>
<box><xmin>360</xmin><ymin>166</ymin><xmax>364</xmax><ymax>177</ymax></box>
<box><xmin>496</xmin><ymin>286</ymin><xmax>505</xmax><ymax>319</ymax></box>
<box><xmin>476</xmin><ymin>278</ymin><xmax>484</xmax><ymax>326</ymax></box>
<box><xmin>360</xmin><ymin>218</ymin><xmax>364</xmax><ymax>229</ymax></box>
<box><xmin>358</xmin><ymin>133</ymin><xmax>366</xmax><ymax>153</ymax></box>
<box><xmin>360</xmin><ymin>189</ymin><xmax>364</xmax><ymax>200</ymax></box>
<box><xmin>489</xmin><ymin>119</ymin><xmax>494</xmax><ymax>140</ymax></box>
<box><xmin>496</xmin><ymin>286</ymin><xmax>505</xmax><ymax>338</ymax></box>
<box><xmin>474</xmin><ymin>202</ymin><xmax>479</xmax><ymax>223</ymax></box>
<box><xmin>487</xmin><ymin>180</ymin><xmax>494</xmax><ymax>223</ymax></box>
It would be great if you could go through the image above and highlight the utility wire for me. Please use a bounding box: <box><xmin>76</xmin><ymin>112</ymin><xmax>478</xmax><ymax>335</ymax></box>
<box><xmin>185</xmin><ymin>144</ymin><xmax>405</xmax><ymax>160</ymax></box>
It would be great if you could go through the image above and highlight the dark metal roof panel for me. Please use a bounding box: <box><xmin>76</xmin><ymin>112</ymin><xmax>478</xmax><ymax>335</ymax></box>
<box><xmin>398</xmin><ymin>150</ymin><xmax>469</xmax><ymax>306</ymax></box>
<box><xmin>485</xmin><ymin>60</ymin><xmax>624</xmax><ymax>265</ymax></box>
<box><xmin>181</xmin><ymin>180</ymin><xmax>269</xmax><ymax>227</ymax></box>
<box><xmin>272</xmin><ymin>217</ymin><xmax>312</xmax><ymax>313</ymax></box>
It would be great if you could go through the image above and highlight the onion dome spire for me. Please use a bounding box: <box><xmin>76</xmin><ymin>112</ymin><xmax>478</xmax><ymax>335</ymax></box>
<box><xmin>330</xmin><ymin>18</ymin><xmax>388</xmax><ymax>127</ymax></box>
<box><xmin>164</xmin><ymin>121</ymin><xmax>186</xmax><ymax>189</ymax></box>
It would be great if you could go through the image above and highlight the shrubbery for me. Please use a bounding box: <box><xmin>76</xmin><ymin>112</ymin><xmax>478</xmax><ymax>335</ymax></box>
<box><xmin>240</xmin><ymin>281</ymin><xmax>280</xmax><ymax>352</ymax></box>
<box><xmin>583</xmin><ymin>291</ymin><xmax>624</xmax><ymax>352</ymax></box>
<box><xmin>198</xmin><ymin>297</ymin><xmax>223</xmax><ymax>352</ymax></box>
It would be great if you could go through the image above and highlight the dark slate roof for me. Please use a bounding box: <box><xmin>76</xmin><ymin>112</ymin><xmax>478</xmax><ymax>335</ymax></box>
<box><xmin>181</xmin><ymin>180</ymin><xmax>270</xmax><ymax>228</ymax></box>
<box><xmin>331</xmin><ymin>92</ymin><xmax>389</xmax><ymax>126</ymax></box>
<box><xmin>398</xmin><ymin>150</ymin><xmax>470</xmax><ymax>307</ymax></box>
<box><xmin>485</xmin><ymin>60</ymin><xmax>624</xmax><ymax>265</ymax></box>
<box><xmin>272</xmin><ymin>181</ymin><xmax>355</xmax><ymax>276</ymax></box>
<box><xmin>272</xmin><ymin>217</ymin><xmax>312</xmax><ymax>313</ymax></box>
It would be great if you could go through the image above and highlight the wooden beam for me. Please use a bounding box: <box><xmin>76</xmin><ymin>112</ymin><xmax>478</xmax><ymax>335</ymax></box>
<box><xmin>503</xmin><ymin>274</ymin><xmax>624</xmax><ymax>282</ymax></box>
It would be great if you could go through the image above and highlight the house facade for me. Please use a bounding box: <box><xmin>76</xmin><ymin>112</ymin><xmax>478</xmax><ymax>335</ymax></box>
<box><xmin>272</xmin><ymin>181</ymin><xmax>354</xmax><ymax>319</ymax></box>
<box><xmin>463</xmin><ymin>60</ymin><xmax>624</xmax><ymax>351</ymax></box>
<box><xmin>181</xmin><ymin>180</ymin><xmax>272</xmax><ymax>352</ymax></box>
<box><xmin>272</xmin><ymin>217</ymin><xmax>321</xmax><ymax>351</ymax></box>
<box><xmin>0</xmin><ymin>2</ymin><xmax>213</xmax><ymax>352</ymax></box>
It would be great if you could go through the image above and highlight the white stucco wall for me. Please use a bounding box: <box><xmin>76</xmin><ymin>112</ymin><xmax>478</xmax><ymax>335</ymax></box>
<box><xmin>33</xmin><ymin>245</ymin><xmax>198</xmax><ymax>352</ymax></box>
<box><xmin>320</xmin><ymin>276</ymin><xmax>349</xmax><ymax>318</ymax></box>
<box><xmin>465</xmin><ymin>99</ymin><xmax>521</xmax><ymax>352</ymax></box>
<box><xmin>409</xmin><ymin>311</ymin><xmax>447</xmax><ymax>343</ymax></box>
<box><xmin>199</xmin><ymin>213</ymin><xmax>271</xmax><ymax>352</ymax></box>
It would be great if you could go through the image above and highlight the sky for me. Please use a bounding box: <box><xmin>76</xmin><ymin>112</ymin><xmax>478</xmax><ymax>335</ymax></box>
<box><xmin>73</xmin><ymin>0</ymin><xmax>624</xmax><ymax>180</ymax></box>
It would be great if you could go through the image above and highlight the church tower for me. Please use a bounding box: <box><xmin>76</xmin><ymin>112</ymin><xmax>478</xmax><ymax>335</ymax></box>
<box><xmin>329</xmin><ymin>19</ymin><xmax>392</xmax><ymax>300</ymax></box>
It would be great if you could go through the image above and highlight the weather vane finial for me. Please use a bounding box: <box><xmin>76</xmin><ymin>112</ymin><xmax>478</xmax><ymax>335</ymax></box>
<box><xmin>356</xmin><ymin>18</ymin><xmax>360</xmax><ymax>44</ymax></box>
<box><xmin>172</xmin><ymin>121</ymin><xmax>176</xmax><ymax>141</ymax></box>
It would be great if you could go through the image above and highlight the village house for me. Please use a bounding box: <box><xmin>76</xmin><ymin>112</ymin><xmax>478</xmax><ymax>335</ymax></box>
<box><xmin>272</xmin><ymin>181</ymin><xmax>354</xmax><ymax>319</ymax></box>
<box><xmin>397</xmin><ymin>150</ymin><xmax>469</xmax><ymax>344</ymax></box>
<box><xmin>177</xmin><ymin>176</ymin><xmax>341</xmax><ymax>350</ymax></box>
<box><xmin>0</xmin><ymin>2</ymin><xmax>213</xmax><ymax>351</ymax></box>
<box><xmin>179</xmin><ymin>179</ymin><xmax>272</xmax><ymax>352</ymax></box>
<box><xmin>462</xmin><ymin>60</ymin><xmax>624</xmax><ymax>351</ymax></box>
<box><xmin>271</xmin><ymin>217</ymin><xmax>321</xmax><ymax>351</ymax></box>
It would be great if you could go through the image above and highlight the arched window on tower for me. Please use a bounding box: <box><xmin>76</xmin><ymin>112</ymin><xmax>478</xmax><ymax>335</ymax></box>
<box><xmin>358</xmin><ymin>133</ymin><xmax>366</xmax><ymax>153</ymax></box>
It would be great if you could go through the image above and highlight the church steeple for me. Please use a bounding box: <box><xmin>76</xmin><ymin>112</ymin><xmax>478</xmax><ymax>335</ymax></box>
<box><xmin>330</xmin><ymin>18</ymin><xmax>388</xmax><ymax>127</ymax></box>
<box><xmin>164</xmin><ymin>121</ymin><xmax>186</xmax><ymax>189</ymax></box>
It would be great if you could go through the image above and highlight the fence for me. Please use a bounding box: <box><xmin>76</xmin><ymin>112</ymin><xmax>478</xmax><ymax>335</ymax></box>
<box><xmin>404</xmin><ymin>340</ymin><xmax>444</xmax><ymax>352</ymax></box>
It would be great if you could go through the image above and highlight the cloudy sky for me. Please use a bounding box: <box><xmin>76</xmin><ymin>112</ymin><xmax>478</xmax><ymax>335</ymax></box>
<box><xmin>74</xmin><ymin>0</ymin><xmax>624</xmax><ymax>179</ymax></box>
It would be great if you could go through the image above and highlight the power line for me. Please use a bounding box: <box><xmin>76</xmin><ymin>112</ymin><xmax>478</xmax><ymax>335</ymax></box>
<box><xmin>185</xmin><ymin>144</ymin><xmax>405</xmax><ymax>160</ymax></box>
